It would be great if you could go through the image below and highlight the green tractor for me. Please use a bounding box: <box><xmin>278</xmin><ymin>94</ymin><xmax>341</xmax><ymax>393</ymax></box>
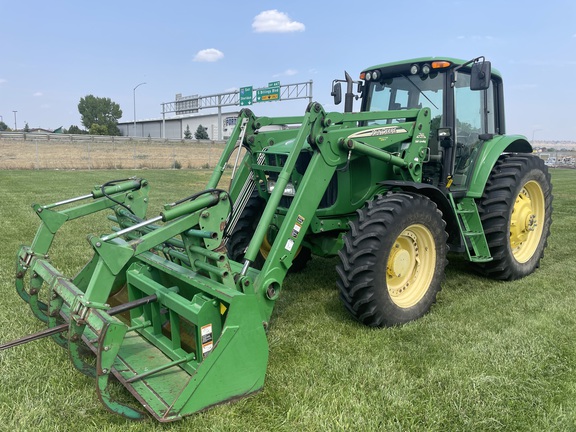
<box><xmin>2</xmin><ymin>56</ymin><xmax>552</xmax><ymax>421</ymax></box>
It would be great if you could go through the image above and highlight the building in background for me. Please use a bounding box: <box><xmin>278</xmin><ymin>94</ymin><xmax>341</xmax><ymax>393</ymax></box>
<box><xmin>118</xmin><ymin>112</ymin><xmax>239</xmax><ymax>140</ymax></box>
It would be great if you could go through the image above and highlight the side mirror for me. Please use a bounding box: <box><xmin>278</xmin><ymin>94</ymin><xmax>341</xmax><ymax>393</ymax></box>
<box><xmin>331</xmin><ymin>82</ymin><xmax>342</xmax><ymax>105</ymax></box>
<box><xmin>470</xmin><ymin>61</ymin><xmax>491</xmax><ymax>91</ymax></box>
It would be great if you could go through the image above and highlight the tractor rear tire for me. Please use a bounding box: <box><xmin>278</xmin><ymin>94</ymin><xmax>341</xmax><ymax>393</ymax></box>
<box><xmin>226</xmin><ymin>191</ymin><xmax>312</xmax><ymax>272</ymax></box>
<box><xmin>475</xmin><ymin>154</ymin><xmax>552</xmax><ymax>280</ymax></box>
<box><xmin>337</xmin><ymin>193</ymin><xmax>448</xmax><ymax>327</ymax></box>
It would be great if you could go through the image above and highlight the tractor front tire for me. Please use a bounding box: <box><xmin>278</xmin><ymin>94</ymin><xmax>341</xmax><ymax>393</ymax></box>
<box><xmin>337</xmin><ymin>193</ymin><xmax>448</xmax><ymax>327</ymax></box>
<box><xmin>226</xmin><ymin>192</ymin><xmax>267</xmax><ymax>269</ymax></box>
<box><xmin>226</xmin><ymin>191</ymin><xmax>312</xmax><ymax>272</ymax></box>
<box><xmin>476</xmin><ymin>154</ymin><xmax>552</xmax><ymax>280</ymax></box>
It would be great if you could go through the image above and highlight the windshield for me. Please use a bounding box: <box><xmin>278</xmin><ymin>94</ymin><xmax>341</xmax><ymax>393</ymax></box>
<box><xmin>364</xmin><ymin>73</ymin><xmax>444</xmax><ymax>126</ymax></box>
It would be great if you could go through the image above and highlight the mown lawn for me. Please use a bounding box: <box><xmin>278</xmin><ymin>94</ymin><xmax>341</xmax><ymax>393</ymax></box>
<box><xmin>0</xmin><ymin>168</ymin><xmax>575</xmax><ymax>431</ymax></box>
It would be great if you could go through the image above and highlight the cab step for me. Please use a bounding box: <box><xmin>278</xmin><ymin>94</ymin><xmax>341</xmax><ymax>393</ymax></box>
<box><xmin>449</xmin><ymin>195</ymin><xmax>492</xmax><ymax>263</ymax></box>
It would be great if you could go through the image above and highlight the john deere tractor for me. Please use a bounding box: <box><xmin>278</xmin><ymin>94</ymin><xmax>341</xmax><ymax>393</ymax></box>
<box><xmin>2</xmin><ymin>56</ymin><xmax>552</xmax><ymax>421</ymax></box>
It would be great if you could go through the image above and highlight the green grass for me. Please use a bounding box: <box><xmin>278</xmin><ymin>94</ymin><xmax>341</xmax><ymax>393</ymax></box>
<box><xmin>1</xmin><ymin>168</ymin><xmax>576</xmax><ymax>431</ymax></box>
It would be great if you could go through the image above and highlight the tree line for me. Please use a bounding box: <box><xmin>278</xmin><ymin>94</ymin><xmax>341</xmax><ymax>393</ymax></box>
<box><xmin>0</xmin><ymin>95</ymin><xmax>211</xmax><ymax>139</ymax></box>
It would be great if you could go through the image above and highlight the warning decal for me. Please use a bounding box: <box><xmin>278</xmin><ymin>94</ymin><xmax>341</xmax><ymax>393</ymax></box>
<box><xmin>286</xmin><ymin>215</ymin><xmax>305</xmax><ymax>251</ymax></box>
<box><xmin>201</xmin><ymin>324</ymin><xmax>214</xmax><ymax>358</ymax></box>
<box><xmin>291</xmin><ymin>215</ymin><xmax>305</xmax><ymax>239</ymax></box>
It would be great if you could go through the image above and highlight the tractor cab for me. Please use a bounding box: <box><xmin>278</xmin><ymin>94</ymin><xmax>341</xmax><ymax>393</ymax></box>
<box><xmin>334</xmin><ymin>57</ymin><xmax>503</xmax><ymax>192</ymax></box>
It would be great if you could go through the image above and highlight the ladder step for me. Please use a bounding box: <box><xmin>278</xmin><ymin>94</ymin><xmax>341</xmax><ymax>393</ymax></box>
<box><xmin>473</xmin><ymin>256</ymin><xmax>493</xmax><ymax>263</ymax></box>
<box><xmin>449</xmin><ymin>195</ymin><xmax>492</xmax><ymax>262</ymax></box>
<box><xmin>463</xmin><ymin>231</ymin><xmax>482</xmax><ymax>237</ymax></box>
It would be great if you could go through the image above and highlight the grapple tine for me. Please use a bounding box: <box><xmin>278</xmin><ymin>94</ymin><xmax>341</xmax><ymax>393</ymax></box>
<box><xmin>96</xmin><ymin>322</ymin><xmax>146</xmax><ymax>421</ymax></box>
<box><xmin>0</xmin><ymin>295</ymin><xmax>159</xmax><ymax>352</ymax></box>
<box><xmin>0</xmin><ymin>323</ymin><xmax>67</xmax><ymax>351</ymax></box>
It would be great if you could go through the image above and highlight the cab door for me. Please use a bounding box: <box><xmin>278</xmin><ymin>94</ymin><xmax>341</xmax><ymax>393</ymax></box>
<box><xmin>450</xmin><ymin>72</ymin><xmax>497</xmax><ymax>188</ymax></box>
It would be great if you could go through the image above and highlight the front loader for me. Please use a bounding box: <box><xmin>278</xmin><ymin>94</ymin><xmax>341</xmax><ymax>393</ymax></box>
<box><xmin>1</xmin><ymin>56</ymin><xmax>552</xmax><ymax>421</ymax></box>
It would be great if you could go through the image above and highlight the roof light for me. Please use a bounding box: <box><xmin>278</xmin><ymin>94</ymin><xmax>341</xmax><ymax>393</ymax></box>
<box><xmin>372</xmin><ymin>70</ymin><xmax>381</xmax><ymax>80</ymax></box>
<box><xmin>410</xmin><ymin>64</ymin><xmax>420</xmax><ymax>75</ymax></box>
<box><xmin>422</xmin><ymin>63</ymin><xmax>431</xmax><ymax>75</ymax></box>
<box><xmin>431</xmin><ymin>61</ymin><xmax>452</xmax><ymax>69</ymax></box>
<box><xmin>365</xmin><ymin>72</ymin><xmax>372</xmax><ymax>81</ymax></box>
<box><xmin>359</xmin><ymin>72</ymin><xmax>366</xmax><ymax>80</ymax></box>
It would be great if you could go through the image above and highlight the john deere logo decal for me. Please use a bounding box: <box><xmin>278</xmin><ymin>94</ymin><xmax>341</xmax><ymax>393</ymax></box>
<box><xmin>348</xmin><ymin>126</ymin><xmax>408</xmax><ymax>139</ymax></box>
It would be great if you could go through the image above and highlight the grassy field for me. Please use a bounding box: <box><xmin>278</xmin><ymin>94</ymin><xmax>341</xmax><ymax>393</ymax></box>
<box><xmin>0</xmin><ymin>168</ymin><xmax>575</xmax><ymax>431</ymax></box>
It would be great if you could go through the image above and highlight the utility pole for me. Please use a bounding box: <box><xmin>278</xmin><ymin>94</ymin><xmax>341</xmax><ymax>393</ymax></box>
<box><xmin>12</xmin><ymin>111</ymin><xmax>17</xmax><ymax>131</ymax></box>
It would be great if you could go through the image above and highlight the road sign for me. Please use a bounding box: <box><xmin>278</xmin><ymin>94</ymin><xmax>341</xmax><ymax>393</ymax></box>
<box><xmin>268</xmin><ymin>81</ymin><xmax>280</xmax><ymax>88</ymax></box>
<box><xmin>256</xmin><ymin>87</ymin><xmax>280</xmax><ymax>102</ymax></box>
<box><xmin>239</xmin><ymin>86</ymin><xmax>253</xmax><ymax>106</ymax></box>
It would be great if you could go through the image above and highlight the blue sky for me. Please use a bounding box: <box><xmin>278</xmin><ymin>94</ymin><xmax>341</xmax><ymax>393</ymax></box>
<box><xmin>1</xmin><ymin>0</ymin><xmax>574</xmax><ymax>141</ymax></box>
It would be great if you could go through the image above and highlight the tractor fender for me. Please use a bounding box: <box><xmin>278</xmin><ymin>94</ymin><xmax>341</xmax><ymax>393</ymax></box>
<box><xmin>377</xmin><ymin>181</ymin><xmax>461</xmax><ymax>249</ymax></box>
<box><xmin>466</xmin><ymin>135</ymin><xmax>533</xmax><ymax>198</ymax></box>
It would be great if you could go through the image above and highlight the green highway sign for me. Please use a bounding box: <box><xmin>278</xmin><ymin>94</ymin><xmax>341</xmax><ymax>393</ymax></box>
<box><xmin>239</xmin><ymin>86</ymin><xmax>253</xmax><ymax>106</ymax></box>
<box><xmin>256</xmin><ymin>87</ymin><xmax>280</xmax><ymax>102</ymax></box>
<box><xmin>268</xmin><ymin>81</ymin><xmax>280</xmax><ymax>88</ymax></box>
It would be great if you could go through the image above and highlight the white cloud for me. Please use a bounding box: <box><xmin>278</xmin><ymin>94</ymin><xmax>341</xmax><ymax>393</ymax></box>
<box><xmin>193</xmin><ymin>48</ymin><xmax>224</xmax><ymax>62</ymax></box>
<box><xmin>252</xmin><ymin>10</ymin><xmax>305</xmax><ymax>33</ymax></box>
<box><xmin>33</xmin><ymin>92</ymin><xmax>43</xmax><ymax>97</ymax></box>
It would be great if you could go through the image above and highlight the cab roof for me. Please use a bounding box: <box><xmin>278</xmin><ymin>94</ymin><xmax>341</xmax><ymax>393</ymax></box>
<box><xmin>362</xmin><ymin>57</ymin><xmax>502</xmax><ymax>79</ymax></box>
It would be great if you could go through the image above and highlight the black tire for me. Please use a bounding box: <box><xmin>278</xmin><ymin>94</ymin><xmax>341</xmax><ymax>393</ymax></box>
<box><xmin>475</xmin><ymin>154</ymin><xmax>552</xmax><ymax>280</ymax></box>
<box><xmin>227</xmin><ymin>192</ymin><xmax>267</xmax><ymax>269</ymax></box>
<box><xmin>226</xmin><ymin>192</ymin><xmax>312</xmax><ymax>272</ymax></box>
<box><xmin>337</xmin><ymin>193</ymin><xmax>448</xmax><ymax>327</ymax></box>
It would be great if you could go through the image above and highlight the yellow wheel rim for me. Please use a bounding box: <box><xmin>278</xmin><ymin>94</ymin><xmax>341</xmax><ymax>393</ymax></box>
<box><xmin>259</xmin><ymin>231</ymin><xmax>302</xmax><ymax>260</ymax></box>
<box><xmin>260</xmin><ymin>235</ymin><xmax>273</xmax><ymax>259</ymax></box>
<box><xmin>510</xmin><ymin>180</ymin><xmax>545</xmax><ymax>263</ymax></box>
<box><xmin>386</xmin><ymin>224</ymin><xmax>436</xmax><ymax>308</ymax></box>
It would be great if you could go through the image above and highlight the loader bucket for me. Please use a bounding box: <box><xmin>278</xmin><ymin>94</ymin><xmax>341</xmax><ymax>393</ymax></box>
<box><xmin>7</xmin><ymin>178</ymin><xmax>269</xmax><ymax>421</ymax></box>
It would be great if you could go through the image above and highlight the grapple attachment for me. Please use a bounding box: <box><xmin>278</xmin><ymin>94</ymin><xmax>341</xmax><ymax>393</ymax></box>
<box><xmin>7</xmin><ymin>178</ymin><xmax>269</xmax><ymax>422</ymax></box>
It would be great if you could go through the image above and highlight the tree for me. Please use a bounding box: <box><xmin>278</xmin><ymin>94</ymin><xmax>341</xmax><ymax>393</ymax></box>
<box><xmin>0</xmin><ymin>121</ymin><xmax>8</xmax><ymax>131</ymax></box>
<box><xmin>89</xmin><ymin>124</ymin><xmax>109</xmax><ymax>135</ymax></box>
<box><xmin>194</xmin><ymin>124</ymin><xmax>209</xmax><ymax>140</ymax></box>
<box><xmin>67</xmin><ymin>125</ymin><xmax>87</xmax><ymax>134</ymax></box>
<box><xmin>23</xmin><ymin>122</ymin><xmax>30</xmax><ymax>132</ymax></box>
<box><xmin>78</xmin><ymin>95</ymin><xmax>122</xmax><ymax>136</ymax></box>
<box><xmin>184</xmin><ymin>125</ymin><xmax>192</xmax><ymax>139</ymax></box>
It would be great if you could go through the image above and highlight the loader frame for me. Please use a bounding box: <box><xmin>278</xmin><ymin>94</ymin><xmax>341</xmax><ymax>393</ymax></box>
<box><xmin>7</xmin><ymin>102</ymin><xmax>448</xmax><ymax>420</ymax></box>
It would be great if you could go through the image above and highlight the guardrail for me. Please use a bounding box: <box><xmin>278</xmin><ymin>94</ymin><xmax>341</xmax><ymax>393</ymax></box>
<box><xmin>0</xmin><ymin>131</ymin><xmax>211</xmax><ymax>144</ymax></box>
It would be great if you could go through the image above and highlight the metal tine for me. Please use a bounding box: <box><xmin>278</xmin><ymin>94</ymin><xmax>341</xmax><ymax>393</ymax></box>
<box><xmin>0</xmin><ymin>325</ymin><xmax>67</xmax><ymax>350</ymax></box>
<box><xmin>125</xmin><ymin>353</ymin><xmax>196</xmax><ymax>384</ymax></box>
<box><xmin>0</xmin><ymin>294</ymin><xmax>158</xmax><ymax>351</ymax></box>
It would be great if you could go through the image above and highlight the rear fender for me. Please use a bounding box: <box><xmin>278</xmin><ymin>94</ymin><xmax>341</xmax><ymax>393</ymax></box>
<box><xmin>467</xmin><ymin>135</ymin><xmax>532</xmax><ymax>198</ymax></box>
